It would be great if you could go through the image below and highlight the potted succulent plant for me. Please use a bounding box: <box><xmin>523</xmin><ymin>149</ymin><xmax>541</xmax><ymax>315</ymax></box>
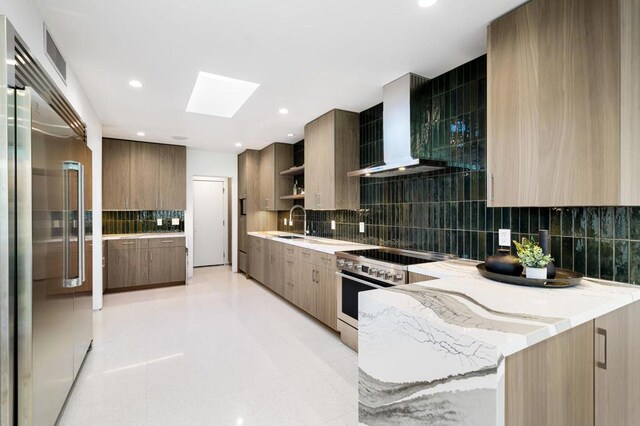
<box><xmin>513</xmin><ymin>238</ymin><xmax>554</xmax><ymax>279</ymax></box>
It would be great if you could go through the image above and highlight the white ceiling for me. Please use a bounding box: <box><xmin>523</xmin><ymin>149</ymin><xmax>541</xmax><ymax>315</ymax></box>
<box><xmin>33</xmin><ymin>0</ymin><xmax>526</xmax><ymax>153</ymax></box>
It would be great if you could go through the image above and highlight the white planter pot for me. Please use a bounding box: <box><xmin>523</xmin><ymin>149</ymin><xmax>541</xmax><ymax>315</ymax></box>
<box><xmin>526</xmin><ymin>267</ymin><xmax>547</xmax><ymax>279</ymax></box>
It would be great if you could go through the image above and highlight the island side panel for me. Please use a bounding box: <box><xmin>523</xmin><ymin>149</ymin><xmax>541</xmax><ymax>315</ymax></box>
<box><xmin>358</xmin><ymin>291</ymin><xmax>502</xmax><ymax>426</ymax></box>
<box><xmin>505</xmin><ymin>320</ymin><xmax>594</xmax><ymax>426</ymax></box>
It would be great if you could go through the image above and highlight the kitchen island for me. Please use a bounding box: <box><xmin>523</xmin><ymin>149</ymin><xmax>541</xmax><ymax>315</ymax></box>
<box><xmin>359</xmin><ymin>260</ymin><xmax>640</xmax><ymax>425</ymax></box>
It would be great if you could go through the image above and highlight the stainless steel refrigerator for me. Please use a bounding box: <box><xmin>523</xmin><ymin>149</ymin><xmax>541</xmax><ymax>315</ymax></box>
<box><xmin>1</xmin><ymin>17</ymin><xmax>93</xmax><ymax>426</ymax></box>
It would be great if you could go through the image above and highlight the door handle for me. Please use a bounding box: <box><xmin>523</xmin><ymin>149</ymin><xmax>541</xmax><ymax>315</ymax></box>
<box><xmin>63</xmin><ymin>161</ymin><xmax>84</xmax><ymax>288</ymax></box>
<box><xmin>122</xmin><ymin>241</ymin><xmax>136</xmax><ymax>245</ymax></box>
<box><xmin>596</xmin><ymin>328</ymin><xmax>607</xmax><ymax>370</ymax></box>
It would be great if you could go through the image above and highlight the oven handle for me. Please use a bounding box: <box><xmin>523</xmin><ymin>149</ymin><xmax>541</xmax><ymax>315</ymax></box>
<box><xmin>336</xmin><ymin>272</ymin><xmax>390</xmax><ymax>290</ymax></box>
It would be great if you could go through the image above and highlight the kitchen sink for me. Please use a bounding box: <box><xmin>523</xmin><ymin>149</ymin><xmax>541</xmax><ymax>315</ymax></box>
<box><xmin>274</xmin><ymin>235</ymin><xmax>305</xmax><ymax>240</ymax></box>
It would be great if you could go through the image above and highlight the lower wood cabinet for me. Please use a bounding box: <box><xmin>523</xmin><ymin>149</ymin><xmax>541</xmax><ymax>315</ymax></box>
<box><xmin>505</xmin><ymin>300</ymin><xmax>640</xmax><ymax>426</ymax></box>
<box><xmin>106</xmin><ymin>237</ymin><xmax>185</xmax><ymax>291</ymax></box>
<box><xmin>148</xmin><ymin>238</ymin><xmax>186</xmax><ymax>285</ymax></box>
<box><xmin>248</xmin><ymin>236</ymin><xmax>338</xmax><ymax>331</ymax></box>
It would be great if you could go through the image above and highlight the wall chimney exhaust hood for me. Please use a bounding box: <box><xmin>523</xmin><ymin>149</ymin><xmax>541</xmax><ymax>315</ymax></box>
<box><xmin>348</xmin><ymin>73</ymin><xmax>446</xmax><ymax>178</ymax></box>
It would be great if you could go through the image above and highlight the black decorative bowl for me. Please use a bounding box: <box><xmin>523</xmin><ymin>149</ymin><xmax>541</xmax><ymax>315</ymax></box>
<box><xmin>476</xmin><ymin>263</ymin><xmax>583</xmax><ymax>288</ymax></box>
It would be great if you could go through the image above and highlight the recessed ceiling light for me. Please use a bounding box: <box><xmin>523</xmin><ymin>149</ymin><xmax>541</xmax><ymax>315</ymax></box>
<box><xmin>278</xmin><ymin>108</ymin><xmax>289</xmax><ymax>115</ymax></box>
<box><xmin>171</xmin><ymin>136</ymin><xmax>188</xmax><ymax>141</ymax></box>
<box><xmin>137</xmin><ymin>131</ymin><xmax>145</xmax><ymax>137</ymax></box>
<box><xmin>418</xmin><ymin>0</ymin><xmax>438</xmax><ymax>7</ymax></box>
<box><xmin>287</xmin><ymin>133</ymin><xmax>295</xmax><ymax>137</ymax></box>
<box><xmin>186</xmin><ymin>72</ymin><xmax>260</xmax><ymax>118</ymax></box>
<box><xmin>365</xmin><ymin>173</ymin><xmax>372</xmax><ymax>177</ymax></box>
<box><xmin>398</xmin><ymin>167</ymin><xmax>406</xmax><ymax>171</ymax></box>
<box><xmin>235</xmin><ymin>142</ymin><xmax>242</xmax><ymax>147</ymax></box>
<box><xmin>129</xmin><ymin>80</ymin><xmax>143</xmax><ymax>88</ymax></box>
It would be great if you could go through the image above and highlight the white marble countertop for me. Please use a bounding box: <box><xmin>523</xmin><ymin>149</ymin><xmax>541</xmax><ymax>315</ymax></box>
<box><xmin>103</xmin><ymin>232</ymin><xmax>185</xmax><ymax>241</ymax></box>
<box><xmin>247</xmin><ymin>231</ymin><xmax>378</xmax><ymax>254</ymax></box>
<box><xmin>358</xmin><ymin>259</ymin><xmax>640</xmax><ymax>425</ymax></box>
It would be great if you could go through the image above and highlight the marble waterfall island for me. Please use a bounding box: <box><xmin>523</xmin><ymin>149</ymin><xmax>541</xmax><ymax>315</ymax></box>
<box><xmin>358</xmin><ymin>260</ymin><xmax>640</xmax><ymax>425</ymax></box>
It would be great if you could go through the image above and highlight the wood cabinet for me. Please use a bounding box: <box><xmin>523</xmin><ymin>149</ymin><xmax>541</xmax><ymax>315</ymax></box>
<box><xmin>106</xmin><ymin>237</ymin><xmax>185</xmax><ymax>291</ymax></box>
<box><xmin>247</xmin><ymin>237</ymin><xmax>338</xmax><ymax>331</ymax></box>
<box><xmin>148</xmin><ymin>238</ymin><xmax>186</xmax><ymax>285</ymax></box>
<box><xmin>103</xmin><ymin>139</ymin><xmax>131</xmax><ymax>209</ymax></box>
<box><xmin>238</xmin><ymin>151</ymin><xmax>247</xmax><ymax>199</ymax></box>
<box><xmin>259</xmin><ymin>143</ymin><xmax>294</xmax><ymax>211</ymax></box>
<box><xmin>264</xmin><ymin>240</ymin><xmax>284</xmax><ymax>296</ymax></box>
<box><xmin>304</xmin><ymin>109</ymin><xmax>360</xmax><ymax>210</ymax></box>
<box><xmin>506</xmin><ymin>321</ymin><xmax>594</xmax><ymax>426</ymax></box>
<box><xmin>505</xmin><ymin>300</ymin><xmax>640</xmax><ymax>426</ymax></box>
<box><xmin>594</xmin><ymin>301</ymin><xmax>640</xmax><ymax>425</ymax></box>
<box><xmin>107</xmin><ymin>239</ymin><xmax>149</xmax><ymax>289</ymax></box>
<box><xmin>248</xmin><ymin>236</ymin><xmax>265</xmax><ymax>283</ymax></box>
<box><xmin>487</xmin><ymin>0</ymin><xmax>640</xmax><ymax>207</ymax></box>
<box><xmin>102</xmin><ymin>138</ymin><xmax>186</xmax><ymax>210</ymax></box>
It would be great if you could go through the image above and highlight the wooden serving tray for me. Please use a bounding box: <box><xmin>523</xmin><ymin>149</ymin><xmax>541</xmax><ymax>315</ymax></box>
<box><xmin>476</xmin><ymin>263</ymin><xmax>583</xmax><ymax>288</ymax></box>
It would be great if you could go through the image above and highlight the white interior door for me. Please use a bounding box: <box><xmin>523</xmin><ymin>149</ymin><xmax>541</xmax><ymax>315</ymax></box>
<box><xmin>193</xmin><ymin>179</ymin><xmax>226</xmax><ymax>267</ymax></box>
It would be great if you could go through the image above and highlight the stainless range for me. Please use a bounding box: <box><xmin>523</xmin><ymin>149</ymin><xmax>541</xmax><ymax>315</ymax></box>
<box><xmin>335</xmin><ymin>248</ymin><xmax>453</xmax><ymax>350</ymax></box>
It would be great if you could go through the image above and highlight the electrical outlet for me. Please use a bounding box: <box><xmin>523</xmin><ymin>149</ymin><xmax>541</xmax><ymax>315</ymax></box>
<box><xmin>331</xmin><ymin>220</ymin><xmax>336</xmax><ymax>230</ymax></box>
<box><xmin>157</xmin><ymin>218</ymin><xmax>163</xmax><ymax>226</ymax></box>
<box><xmin>498</xmin><ymin>229</ymin><xmax>511</xmax><ymax>247</ymax></box>
<box><xmin>284</xmin><ymin>218</ymin><xmax>288</xmax><ymax>226</ymax></box>
<box><xmin>359</xmin><ymin>222</ymin><xmax>365</xmax><ymax>233</ymax></box>
<box><xmin>171</xmin><ymin>218</ymin><xmax>179</xmax><ymax>226</ymax></box>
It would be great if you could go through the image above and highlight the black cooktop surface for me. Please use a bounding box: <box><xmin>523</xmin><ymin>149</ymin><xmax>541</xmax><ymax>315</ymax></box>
<box><xmin>340</xmin><ymin>249</ymin><xmax>438</xmax><ymax>266</ymax></box>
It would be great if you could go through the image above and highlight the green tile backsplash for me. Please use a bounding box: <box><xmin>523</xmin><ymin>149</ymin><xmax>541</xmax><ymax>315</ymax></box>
<box><xmin>103</xmin><ymin>210</ymin><xmax>184</xmax><ymax>234</ymax></box>
<box><xmin>278</xmin><ymin>55</ymin><xmax>640</xmax><ymax>285</ymax></box>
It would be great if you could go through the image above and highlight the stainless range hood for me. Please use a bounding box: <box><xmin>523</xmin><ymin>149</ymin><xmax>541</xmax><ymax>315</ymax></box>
<box><xmin>348</xmin><ymin>73</ymin><xmax>446</xmax><ymax>178</ymax></box>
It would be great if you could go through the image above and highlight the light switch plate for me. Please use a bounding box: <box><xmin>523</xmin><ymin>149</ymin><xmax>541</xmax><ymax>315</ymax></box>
<box><xmin>171</xmin><ymin>218</ymin><xmax>179</xmax><ymax>226</ymax></box>
<box><xmin>498</xmin><ymin>229</ymin><xmax>511</xmax><ymax>247</ymax></box>
<box><xmin>157</xmin><ymin>218</ymin><xmax>163</xmax><ymax>226</ymax></box>
<box><xmin>331</xmin><ymin>220</ymin><xmax>336</xmax><ymax>230</ymax></box>
<box><xmin>359</xmin><ymin>222</ymin><xmax>365</xmax><ymax>233</ymax></box>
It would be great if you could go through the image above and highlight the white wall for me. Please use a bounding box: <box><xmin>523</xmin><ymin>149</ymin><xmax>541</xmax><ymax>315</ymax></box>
<box><xmin>1</xmin><ymin>0</ymin><xmax>104</xmax><ymax>309</ymax></box>
<box><xmin>186</xmin><ymin>149</ymin><xmax>238</xmax><ymax>278</ymax></box>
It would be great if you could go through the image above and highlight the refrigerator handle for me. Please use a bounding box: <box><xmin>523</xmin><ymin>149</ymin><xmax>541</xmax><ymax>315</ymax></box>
<box><xmin>63</xmin><ymin>161</ymin><xmax>84</xmax><ymax>288</ymax></box>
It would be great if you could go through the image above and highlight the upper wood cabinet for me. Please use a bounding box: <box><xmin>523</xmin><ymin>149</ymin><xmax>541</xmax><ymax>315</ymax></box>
<box><xmin>102</xmin><ymin>138</ymin><xmax>186</xmax><ymax>210</ymax></box>
<box><xmin>259</xmin><ymin>143</ymin><xmax>293</xmax><ymax>211</ymax></box>
<box><xmin>238</xmin><ymin>151</ymin><xmax>247</xmax><ymax>199</ymax></box>
<box><xmin>487</xmin><ymin>0</ymin><xmax>640</xmax><ymax>207</ymax></box>
<box><xmin>304</xmin><ymin>109</ymin><xmax>360</xmax><ymax>210</ymax></box>
<box><xmin>103</xmin><ymin>139</ymin><xmax>131</xmax><ymax>209</ymax></box>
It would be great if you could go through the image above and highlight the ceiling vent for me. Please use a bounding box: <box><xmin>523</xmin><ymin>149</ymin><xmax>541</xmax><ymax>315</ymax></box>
<box><xmin>44</xmin><ymin>25</ymin><xmax>67</xmax><ymax>84</ymax></box>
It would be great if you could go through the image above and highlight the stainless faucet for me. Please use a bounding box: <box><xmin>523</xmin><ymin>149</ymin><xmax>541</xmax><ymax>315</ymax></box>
<box><xmin>289</xmin><ymin>205</ymin><xmax>307</xmax><ymax>235</ymax></box>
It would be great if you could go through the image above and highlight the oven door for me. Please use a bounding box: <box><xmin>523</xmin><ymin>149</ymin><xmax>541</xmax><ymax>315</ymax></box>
<box><xmin>337</xmin><ymin>271</ymin><xmax>394</xmax><ymax>329</ymax></box>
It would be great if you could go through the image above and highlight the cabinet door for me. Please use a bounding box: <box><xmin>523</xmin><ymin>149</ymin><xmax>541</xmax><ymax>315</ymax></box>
<box><xmin>268</xmin><ymin>241</ymin><xmax>284</xmax><ymax>295</ymax></box>
<box><xmin>259</xmin><ymin>144</ymin><xmax>275</xmax><ymax>211</ymax></box>
<box><xmin>130</xmin><ymin>141</ymin><xmax>160</xmax><ymax>209</ymax></box>
<box><xmin>595</xmin><ymin>301</ymin><xmax>640</xmax><ymax>426</ymax></box>
<box><xmin>148</xmin><ymin>246</ymin><xmax>185</xmax><ymax>285</ymax></box>
<box><xmin>238</xmin><ymin>216</ymin><xmax>247</xmax><ymax>253</ymax></box>
<box><xmin>248</xmin><ymin>237</ymin><xmax>265</xmax><ymax>283</ymax></box>
<box><xmin>315</xmin><ymin>266</ymin><xmax>337</xmax><ymax>330</ymax></box>
<box><xmin>304</xmin><ymin>112</ymin><xmax>335</xmax><ymax>210</ymax></box>
<box><xmin>488</xmin><ymin>0</ymin><xmax>620</xmax><ymax>207</ymax></box>
<box><xmin>102</xmin><ymin>138</ymin><xmax>131</xmax><ymax>209</ymax></box>
<box><xmin>505</xmin><ymin>321</ymin><xmax>594</xmax><ymax>426</ymax></box>
<box><xmin>158</xmin><ymin>144</ymin><xmax>186</xmax><ymax>210</ymax></box>
<box><xmin>238</xmin><ymin>152</ymin><xmax>247</xmax><ymax>199</ymax></box>
<box><xmin>273</xmin><ymin>144</ymin><xmax>293</xmax><ymax>211</ymax></box>
<box><xmin>107</xmin><ymin>243</ymin><xmax>148</xmax><ymax>289</ymax></box>
<box><xmin>299</xmin><ymin>262</ymin><xmax>317</xmax><ymax>316</ymax></box>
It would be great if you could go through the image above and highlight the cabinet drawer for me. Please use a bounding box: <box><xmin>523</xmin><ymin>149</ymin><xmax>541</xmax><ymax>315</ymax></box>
<box><xmin>300</xmin><ymin>248</ymin><xmax>314</xmax><ymax>262</ymax></box>
<box><xmin>148</xmin><ymin>237</ymin><xmax>185</xmax><ymax>248</ymax></box>
<box><xmin>314</xmin><ymin>252</ymin><xmax>336</xmax><ymax>270</ymax></box>
<box><xmin>283</xmin><ymin>244</ymin><xmax>299</xmax><ymax>257</ymax></box>
<box><xmin>284</xmin><ymin>255</ymin><xmax>300</xmax><ymax>280</ymax></box>
<box><xmin>108</xmin><ymin>239</ymin><xmax>148</xmax><ymax>250</ymax></box>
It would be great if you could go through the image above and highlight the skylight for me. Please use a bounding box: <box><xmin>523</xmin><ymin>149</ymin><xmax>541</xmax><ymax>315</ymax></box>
<box><xmin>186</xmin><ymin>72</ymin><xmax>260</xmax><ymax>118</ymax></box>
